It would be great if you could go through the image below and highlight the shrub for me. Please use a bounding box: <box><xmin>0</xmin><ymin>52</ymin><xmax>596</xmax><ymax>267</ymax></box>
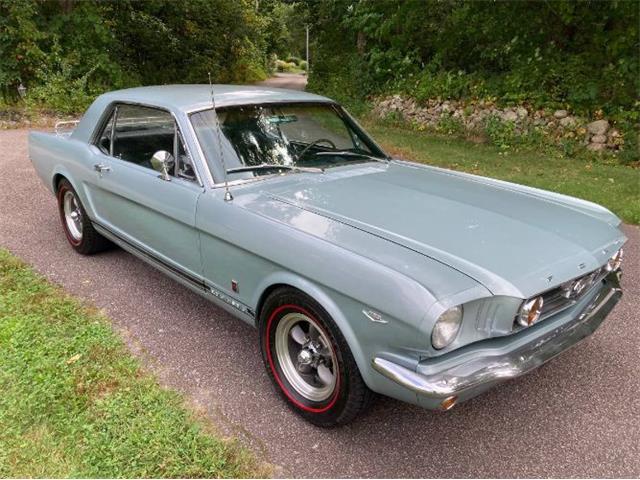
<box><xmin>484</xmin><ymin>116</ymin><xmax>518</xmax><ymax>150</ymax></box>
<box><xmin>26</xmin><ymin>63</ymin><xmax>102</xmax><ymax>115</ymax></box>
<box><xmin>436</xmin><ymin>114</ymin><xmax>465</xmax><ymax>136</ymax></box>
<box><xmin>275</xmin><ymin>59</ymin><xmax>297</xmax><ymax>73</ymax></box>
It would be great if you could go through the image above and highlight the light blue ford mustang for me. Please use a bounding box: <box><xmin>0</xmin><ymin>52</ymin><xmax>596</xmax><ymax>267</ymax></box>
<box><xmin>29</xmin><ymin>85</ymin><xmax>626</xmax><ymax>426</ymax></box>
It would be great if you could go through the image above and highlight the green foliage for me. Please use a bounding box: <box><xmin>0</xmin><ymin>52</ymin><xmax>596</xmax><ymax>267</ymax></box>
<box><xmin>276</xmin><ymin>59</ymin><xmax>298</xmax><ymax>73</ymax></box>
<box><xmin>484</xmin><ymin>116</ymin><xmax>518</xmax><ymax>151</ymax></box>
<box><xmin>25</xmin><ymin>65</ymin><xmax>99</xmax><ymax>115</ymax></box>
<box><xmin>0</xmin><ymin>249</ymin><xmax>261</xmax><ymax>477</ymax></box>
<box><xmin>0</xmin><ymin>0</ymin><xmax>281</xmax><ymax>113</ymax></box>
<box><xmin>306</xmin><ymin>0</ymin><xmax>639</xmax><ymax>119</ymax></box>
<box><xmin>260</xmin><ymin>0</ymin><xmax>305</xmax><ymax>59</ymax></box>
<box><xmin>436</xmin><ymin>114</ymin><xmax>465</xmax><ymax>136</ymax></box>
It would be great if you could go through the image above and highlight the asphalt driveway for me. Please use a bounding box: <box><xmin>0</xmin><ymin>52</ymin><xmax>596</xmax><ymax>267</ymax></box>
<box><xmin>0</xmin><ymin>128</ymin><xmax>638</xmax><ymax>477</ymax></box>
<box><xmin>257</xmin><ymin>72</ymin><xmax>307</xmax><ymax>90</ymax></box>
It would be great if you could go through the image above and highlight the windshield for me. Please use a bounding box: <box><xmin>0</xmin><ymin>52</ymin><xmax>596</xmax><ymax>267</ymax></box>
<box><xmin>190</xmin><ymin>102</ymin><xmax>387</xmax><ymax>183</ymax></box>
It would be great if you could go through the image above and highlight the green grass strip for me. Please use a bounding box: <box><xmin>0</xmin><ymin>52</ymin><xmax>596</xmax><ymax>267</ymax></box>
<box><xmin>366</xmin><ymin>122</ymin><xmax>640</xmax><ymax>225</ymax></box>
<box><xmin>0</xmin><ymin>249</ymin><xmax>262</xmax><ymax>478</ymax></box>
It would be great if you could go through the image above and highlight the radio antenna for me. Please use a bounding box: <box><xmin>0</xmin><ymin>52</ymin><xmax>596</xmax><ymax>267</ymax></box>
<box><xmin>208</xmin><ymin>72</ymin><xmax>232</xmax><ymax>202</ymax></box>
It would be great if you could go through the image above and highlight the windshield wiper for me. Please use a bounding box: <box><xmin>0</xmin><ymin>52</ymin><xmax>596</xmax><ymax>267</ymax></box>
<box><xmin>226</xmin><ymin>163</ymin><xmax>323</xmax><ymax>174</ymax></box>
<box><xmin>314</xmin><ymin>150</ymin><xmax>389</xmax><ymax>164</ymax></box>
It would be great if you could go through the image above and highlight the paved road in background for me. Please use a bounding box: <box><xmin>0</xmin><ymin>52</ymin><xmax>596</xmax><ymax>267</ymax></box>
<box><xmin>258</xmin><ymin>72</ymin><xmax>307</xmax><ymax>91</ymax></box>
<box><xmin>1</xmin><ymin>123</ymin><xmax>639</xmax><ymax>476</ymax></box>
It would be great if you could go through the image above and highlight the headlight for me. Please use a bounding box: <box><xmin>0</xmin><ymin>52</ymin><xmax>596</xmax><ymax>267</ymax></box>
<box><xmin>606</xmin><ymin>248</ymin><xmax>623</xmax><ymax>272</ymax></box>
<box><xmin>431</xmin><ymin>305</ymin><xmax>463</xmax><ymax>349</ymax></box>
<box><xmin>517</xmin><ymin>296</ymin><xmax>544</xmax><ymax>327</ymax></box>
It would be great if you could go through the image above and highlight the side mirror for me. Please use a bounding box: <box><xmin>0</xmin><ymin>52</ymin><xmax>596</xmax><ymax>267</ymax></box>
<box><xmin>151</xmin><ymin>150</ymin><xmax>174</xmax><ymax>181</ymax></box>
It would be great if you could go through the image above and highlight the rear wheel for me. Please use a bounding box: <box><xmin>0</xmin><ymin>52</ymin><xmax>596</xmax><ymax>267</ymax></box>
<box><xmin>259</xmin><ymin>288</ymin><xmax>373</xmax><ymax>426</ymax></box>
<box><xmin>57</xmin><ymin>179</ymin><xmax>111</xmax><ymax>255</ymax></box>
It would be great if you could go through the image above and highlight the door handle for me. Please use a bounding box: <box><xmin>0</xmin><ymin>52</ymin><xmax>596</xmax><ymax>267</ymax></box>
<box><xmin>94</xmin><ymin>164</ymin><xmax>111</xmax><ymax>174</ymax></box>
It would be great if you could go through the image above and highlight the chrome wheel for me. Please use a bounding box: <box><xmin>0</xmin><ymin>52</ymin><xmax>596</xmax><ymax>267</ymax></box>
<box><xmin>63</xmin><ymin>190</ymin><xmax>83</xmax><ymax>241</ymax></box>
<box><xmin>274</xmin><ymin>312</ymin><xmax>338</xmax><ymax>402</ymax></box>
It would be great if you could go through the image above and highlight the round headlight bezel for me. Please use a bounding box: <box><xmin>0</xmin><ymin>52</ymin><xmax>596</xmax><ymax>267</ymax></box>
<box><xmin>517</xmin><ymin>295</ymin><xmax>544</xmax><ymax>327</ymax></box>
<box><xmin>431</xmin><ymin>305</ymin><xmax>463</xmax><ymax>350</ymax></box>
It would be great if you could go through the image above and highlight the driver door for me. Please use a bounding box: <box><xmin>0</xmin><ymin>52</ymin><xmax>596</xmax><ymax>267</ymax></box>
<box><xmin>85</xmin><ymin>103</ymin><xmax>204</xmax><ymax>281</ymax></box>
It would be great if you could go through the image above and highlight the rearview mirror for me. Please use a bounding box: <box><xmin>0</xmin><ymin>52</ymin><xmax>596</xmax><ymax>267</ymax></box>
<box><xmin>151</xmin><ymin>150</ymin><xmax>174</xmax><ymax>181</ymax></box>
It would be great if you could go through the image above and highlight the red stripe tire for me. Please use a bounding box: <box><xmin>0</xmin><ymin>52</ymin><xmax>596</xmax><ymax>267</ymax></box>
<box><xmin>259</xmin><ymin>287</ymin><xmax>373</xmax><ymax>427</ymax></box>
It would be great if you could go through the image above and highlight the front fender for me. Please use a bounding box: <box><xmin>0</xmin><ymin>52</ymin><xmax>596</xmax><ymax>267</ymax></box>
<box><xmin>253</xmin><ymin>271</ymin><xmax>367</xmax><ymax>377</ymax></box>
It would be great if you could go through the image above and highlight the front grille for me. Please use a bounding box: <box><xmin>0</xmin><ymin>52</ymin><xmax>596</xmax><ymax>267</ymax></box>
<box><xmin>515</xmin><ymin>265</ymin><xmax>609</xmax><ymax>329</ymax></box>
<box><xmin>540</xmin><ymin>265</ymin><xmax>609</xmax><ymax>319</ymax></box>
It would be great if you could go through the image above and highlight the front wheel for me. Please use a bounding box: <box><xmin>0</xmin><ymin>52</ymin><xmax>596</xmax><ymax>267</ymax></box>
<box><xmin>259</xmin><ymin>288</ymin><xmax>373</xmax><ymax>427</ymax></box>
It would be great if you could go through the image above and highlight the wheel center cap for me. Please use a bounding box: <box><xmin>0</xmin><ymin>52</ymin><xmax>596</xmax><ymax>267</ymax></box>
<box><xmin>297</xmin><ymin>348</ymin><xmax>313</xmax><ymax>366</ymax></box>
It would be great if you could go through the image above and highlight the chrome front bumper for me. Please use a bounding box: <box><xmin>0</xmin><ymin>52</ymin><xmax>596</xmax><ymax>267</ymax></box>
<box><xmin>372</xmin><ymin>270</ymin><xmax>622</xmax><ymax>403</ymax></box>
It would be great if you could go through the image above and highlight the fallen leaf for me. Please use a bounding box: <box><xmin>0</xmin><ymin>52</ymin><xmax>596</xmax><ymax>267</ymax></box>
<box><xmin>66</xmin><ymin>353</ymin><xmax>82</xmax><ymax>365</ymax></box>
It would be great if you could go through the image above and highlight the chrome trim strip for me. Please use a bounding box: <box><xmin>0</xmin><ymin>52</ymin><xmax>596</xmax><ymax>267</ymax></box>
<box><xmin>363</xmin><ymin>309</ymin><xmax>388</xmax><ymax>324</ymax></box>
<box><xmin>373</xmin><ymin>270</ymin><xmax>622</xmax><ymax>399</ymax></box>
<box><xmin>92</xmin><ymin>220</ymin><xmax>254</xmax><ymax>319</ymax></box>
<box><xmin>183</xmin><ymin>99</ymin><xmax>338</xmax><ymax>115</ymax></box>
<box><xmin>207</xmin><ymin>285</ymin><xmax>255</xmax><ymax>317</ymax></box>
<box><xmin>184</xmin><ymin>113</ymin><xmax>216</xmax><ymax>188</ymax></box>
<box><xmin>93</xmin><ymin>220</ymin><xmax>204</xmax><ymax>288</ymax></box>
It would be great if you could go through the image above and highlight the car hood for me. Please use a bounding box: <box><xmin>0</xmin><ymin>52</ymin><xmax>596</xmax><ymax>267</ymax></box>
<box><xmin>257</xmin><ymin>161</ymin><xmax>626</xmax><ymax>298</ymax></box>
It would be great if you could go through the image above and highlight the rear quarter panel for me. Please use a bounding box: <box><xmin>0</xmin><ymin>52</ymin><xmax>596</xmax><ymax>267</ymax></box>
<box><xmin>28</xmin><ymin>130</ymin><xmax>99</xmax><ymax>218</ymax></box>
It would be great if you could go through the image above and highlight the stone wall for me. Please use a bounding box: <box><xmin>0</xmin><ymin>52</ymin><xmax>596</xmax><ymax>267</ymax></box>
<box><xmin>371</xmin><ymin>95</ymin><xmax>624</xmax><ymax>152</ymax></box>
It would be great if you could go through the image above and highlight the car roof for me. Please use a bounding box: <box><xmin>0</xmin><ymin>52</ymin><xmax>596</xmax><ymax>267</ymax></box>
<box><xmin>70</xmin><ymin>84</ymin><xmax>336</xmax><ymax>144</ymax></box>
<box><xmin>99</xmin><ymin>84</ymin><xmax>333</xmax><ymax>112</ymax></box>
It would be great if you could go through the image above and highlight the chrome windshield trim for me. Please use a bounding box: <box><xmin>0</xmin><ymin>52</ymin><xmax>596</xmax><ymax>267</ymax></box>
<box><xmin>187</xmin><ymin>100</ymin><xmax>389</xmax><ymax>188</ymax></box>
<box><xmin>183</xmin><ymin>99</ymin><xmax>338</xmax><ymax>115</ymax></box>
<box><xmin>184</xmin><ymin>112</ymin><xmax>216</xmax><ymax>188</ymax></box>
<box><xmin>207</xmin><ymin>160</ymin><xmax>386</xmax><ymax>189</ymax></box>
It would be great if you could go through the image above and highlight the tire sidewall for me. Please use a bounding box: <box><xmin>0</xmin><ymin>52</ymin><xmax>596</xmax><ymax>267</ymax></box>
<box><xmin>57</xmin><ymin>181</ymin><xmax>83</xmax><ymax>248</ymax></box>
<box><xmin>260</xmin><ymin>291</ymin><xmax>354</xmax><ymax>426</ymax></box>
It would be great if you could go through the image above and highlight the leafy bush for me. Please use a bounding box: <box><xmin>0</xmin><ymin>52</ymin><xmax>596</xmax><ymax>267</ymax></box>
<box><xmin>436</xmin><ymin>114</ymin><xmax>465</xmax><ymax>136</ymax></box>
<box><xmin>0</xmin><ymin>0</ymin><xmax>279</xmax><ymax>113</ymax></box>
<box><xmin>276</xmin><ymin>59</ymin><xmax>297</xmax><ymax>73</ymax></box>
<box><xmin>25</xmin><ymin>64</ymin><xmax>99</xmax><ymax>115</ymax></box>
<box><xmin>306</xmin><ymin>0</ymin><xmax>639</xmax><ymax>118</ymax></box>
<box><xmin>484</xmin><ymin>116</ymin><xmax>518</xmax><ymax>150</ymax></box>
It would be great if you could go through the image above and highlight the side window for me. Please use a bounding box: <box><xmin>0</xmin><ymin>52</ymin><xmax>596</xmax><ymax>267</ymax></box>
<box><xmin>112</xmin><ymin>104</ymin><xmax>174</xmax><ymax>169</ymax></box>
<box><xmin>97</xmin><ymin>110</ymin><xmax>115</xmax><ymax>155</ymax></box>
<box><xmin>105</xmin><ymin>104</ymin><xmax>197</xmax><ymax>182</ymax></box>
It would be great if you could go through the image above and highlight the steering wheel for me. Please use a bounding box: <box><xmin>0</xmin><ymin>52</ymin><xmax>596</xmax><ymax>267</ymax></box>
<box><xmin>298</xmin><ymin>138</ymin><xmax>337</xmax><ymax>161</ymax></box>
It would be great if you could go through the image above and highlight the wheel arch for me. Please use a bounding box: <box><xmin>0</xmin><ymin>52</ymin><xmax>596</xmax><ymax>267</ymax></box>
<box><xmin>53</xmin><ymin>172</ymin><xmax>67</xmax><ymax>193</ymax></box>
<box><xmin>51</xmin><ymin>165</ymin><xmax>76</xmax><ymax>193</ymax></box>
<box><xmin>253</xmin><ymin>273</ymin><xmax>370</xmax><ymax>386</ymax></box>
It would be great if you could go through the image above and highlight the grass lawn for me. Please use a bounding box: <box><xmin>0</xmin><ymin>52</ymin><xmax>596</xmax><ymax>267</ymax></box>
<box><xmin>365</xmin><ymin>122</ymin><xmax>640</xmax><ymax>225</ymax></box>
<box><xmin>0</xmin><ymin>249</ymin><xmax>262</xmax><ymax>478</ymax></box>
